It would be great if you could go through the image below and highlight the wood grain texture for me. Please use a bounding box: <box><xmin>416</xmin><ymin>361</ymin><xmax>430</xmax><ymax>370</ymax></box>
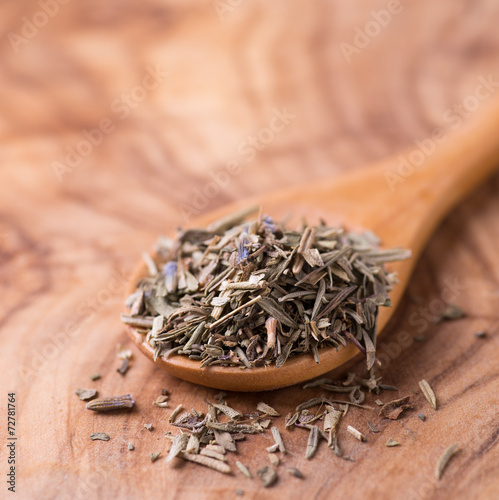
<box><xmin>1</xmin><ymin>1</ymin><xmax>499</xmax><ymax>499</ymax></box>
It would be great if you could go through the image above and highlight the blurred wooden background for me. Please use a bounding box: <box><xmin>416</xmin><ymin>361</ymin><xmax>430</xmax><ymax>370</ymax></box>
<box><xmin>0</xmin><ymin>1</ymin><xmax>498</xmax><ymax>499</ymax></box>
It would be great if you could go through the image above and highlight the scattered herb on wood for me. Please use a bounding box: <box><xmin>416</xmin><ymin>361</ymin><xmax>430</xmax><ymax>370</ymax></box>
<box><xmin>435</xmin><ymin>443</ymin><xmax>460</xmax><ymax>479</ymax></box>
<box><xmin>90</xmin><ymin>433</ymin><xmax>110</xmax><ymax>441</ymax></box>
<box><xmin>257</xmin><ymin>466</ymin><xmax>278</xmax><ymax>487</ymax></box>
<box><xmin>236</xmin><ymin>461</ymin><xmax>252</xmax><ymax>478</ymax></box>
<box><xmin>347</xmin><ymin>425</ymin><xmax>366</xmax><ymax>442</ymax></box>
<box><xmin>385</xmin><ymin>438</ymin><xmax>400</xmax><ymax>447</ymax></box>
<box><xmin>75</xmin><ymin>388</ymin><xmax>98</xmax><ymax>401</ymax></box>
<box><xmin>419</xmin><ymin>380</ymin><xmax>437</xmax><ymax>410</ymax></box>
<box><xmin>86</xmin><ymin>394</ymin><xmax>135</xmax><ymax>412</ymax></box>
<box><xmin>435</xmin><ymin>304</ymin><xmax>466</xmax><ymax>323</ymax></box>
<box><xmin>288</xmin><ymin>467</ymin><xmax>304</xmax><ymax>479</ymax></box>
<box><xmin>379</xmin><ymin>396</ymin><xmax>413</xmax><ymax>420</ymax></box>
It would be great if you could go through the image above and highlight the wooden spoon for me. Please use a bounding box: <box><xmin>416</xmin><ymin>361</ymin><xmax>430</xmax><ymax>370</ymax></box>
<box><xmin>126</xmin><ymin>101</ymin><xmax>499</xmax><ymax>391</ymax></box>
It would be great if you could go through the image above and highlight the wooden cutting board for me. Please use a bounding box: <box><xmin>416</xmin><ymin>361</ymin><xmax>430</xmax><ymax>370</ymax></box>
<box><xmin>1</xmin><ymin>1</ymin><xmax>498</xmax><ymax>499</ymax></box>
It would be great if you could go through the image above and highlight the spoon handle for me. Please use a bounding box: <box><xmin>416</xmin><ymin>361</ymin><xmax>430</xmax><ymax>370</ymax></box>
<box><xmin>401</xmin><ymin>96</ymin><xmax>499</xmax><ymax>219</ymax></box>
<box><xmin>369</xmin><ymin>96</ymin><xmax>499</xmax><ymax>259</ymax></box>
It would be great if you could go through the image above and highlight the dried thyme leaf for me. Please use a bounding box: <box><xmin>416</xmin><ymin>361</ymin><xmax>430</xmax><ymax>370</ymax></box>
<box><xmin>89</xmin><ymin>373</ymin><xmax>101</xmax><ymax>381</ymax></box>
<box><xmin>153</xmin><ymin>395</ymin><xmax>169</xmax><ymax>408</ymax></box>
<box><xmin>386</xmin><ymin>438</ymin><xmax>400</xmax><ymax>447</ymax></box>
<box><xmin>75</xmin><ymin>388</ymin><xmax>98</xmax><ymax>401</ymax></box>
<box><xmin>296</xmin><ymin>397</ymin><xmax>372</xmax><ymax>412</ymax></box>
<box><xmin>379</xmin><ymin>396</ymin><xmax>412</xmax><ymax>420</ymax></box>
<box><xmin>346</xmin><ymin>426</ymin><xmax>366</xmax><ymax>442</ymax></box>
<box><xmin>200</xmin><ymin>449</ymin><xmax>227</xmax><ymax>462</ymax></box>
<box><xmin>86</xmin><ymin>394</ymin><xmax>134</xmax><ymax>412</ymax></box>
<box><xmin>179</xmin><ymin>452</ymin><xmax>232</xmax><ymax>474</ymax></box>
<box><xmin>117</xmin><ymin>357</ymin><xmax>130</xmax><ymax>376</ymax></box>
<box><xmin>128</xmin><ymin>442</ymin><xmax>134</xmax><ymax>451</ymax></box>
<box><xmin>435</xmin><ymin>304</ymin><xmax>466</xmax><ymax>323</ymax></box>
<box><xmin>186</xmin><ymin>434</ymin><xmax>200</xmax><ymax>454</ymax></box>
<box><xmin>236</xmin><ymin>461</ymin><xmax>252</xmax><ymax>478</ymax></box>
<box><xmin>90</xmin><ymin>433</ymin><xmax>110</xmax><ymax>441</ymax></box>
<box><xmin>257</xmin><ymin>297</ymin><xmax>299</xmax><ymax>329</ymax></box>
<box><xmin>288</xmin><ymin>467</ymin><xmax>304</xmax><ymax>479</ymax></box>
<box><xmin>167</xmin><ymin>434</ymin><xmax>188</xmax><ymax>463</ymax></box>
<box><xmin>305</xmin><ymin>426</ymin><xmax>319</xmax><ymax>459</ymax></box>
<box><xmin>419</xmin><ymin>380</ymin><xmax>437</xmax><ymax>410</ymax></box>
<box><xmin>324</xmin><ymin>408</ymin><xmax>342</xmax><ymax>433</ymax></box>
<box><xmin>378</xmin><ymin>384</ymin><xmax>398</xmax><ymax>391</ymax></box>
<box><xmin>207</xmin><ymin>205</ymin><xmax>259</xmax><ymax>233</ymax></box>
<box><xmin>149</xmin><ymin>452</ymin><xmax>161</xmax><ymax>462</ymax></box>
<box><xmin>169</xmin><ymin>404</ymin><xmax>183</xmax><ymax>423</ymax></box>
<box><xmin>208</xmin><ymin>421</ymin><xmax>262</xmax><ymax>435</ymax></box>
<box><xmin>212</xmin><ymin>403</ymin><xmax>243</xmax><ymax>420</ymax></box>
<box><xmin>362</xmin><ymin>329</ymin><xmax>376</xmax><ymax>370</ymax></box>
<box><xmin>120</xmin><ymin>314</ymin><xmax>154</xmax><ymax>329</ymax></box>
<box><xmin>268</xmin><ymin>453</ymin><xmax>280</xmax><ymax>467</ymax></box>
<box><xmin>276</xmin><ymin>330</ymin><xmax>301</xmax><ymax>368</ymax></box>
<box><xmin>256</xmin><ymin>402</ymin><xmax>280</xmax><ymax>417</ymax></box>
<box><xmin>435</xmin><ymin>443</ymin><xmax>460</xmax><ymax>479</ymax></box>
<box><xmin>213</xmin><ymin>430</ymin><xmax>237</xmax><ymax>452</ymax></box>
<box><xmin>332</xmin><ymin>436</ymin><xmax>343</xmax><ymax>457</ymax></box>
<box><xmin>260</xmin><ymin>419</ymin><xmax>272</xmax><ymax>429</ymax></box>
<box><xmin>257</xmin><ymin>466</ymin><xmax>278</xmax><ymax>487</ymax></box>
<box><xmin>205</xmin><ymin>444</ymin><xmax>225</xmax><ymax>454</ymax></box>
<box><xmin>285</xmin><ymin>412</ymin><xmax>299</xmax><ymax>428</ymax></box>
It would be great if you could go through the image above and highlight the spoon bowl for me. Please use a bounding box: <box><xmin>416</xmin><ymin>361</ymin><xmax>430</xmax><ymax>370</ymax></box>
<box><xmin>125</xmin><ymin>101</ymin><xmax>499</xmax><ymax>391</ymax></box>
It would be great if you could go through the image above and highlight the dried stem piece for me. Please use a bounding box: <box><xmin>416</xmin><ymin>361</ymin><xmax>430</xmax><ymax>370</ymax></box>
<box><xmin>435</xmin><ymin>443</ymin><xmax>460</xmax><ymax>480</ymax></box>
<box><xmin>419</xmin><ymin>380</ymin><xmax>437</xmax><ymax>410</ymax></box>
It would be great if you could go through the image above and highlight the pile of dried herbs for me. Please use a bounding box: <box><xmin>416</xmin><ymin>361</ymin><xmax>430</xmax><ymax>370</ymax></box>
<box><xmin>122</xmin><ymin>209</ymin><xmax>410</xmax><ymax>369</ymax></box>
